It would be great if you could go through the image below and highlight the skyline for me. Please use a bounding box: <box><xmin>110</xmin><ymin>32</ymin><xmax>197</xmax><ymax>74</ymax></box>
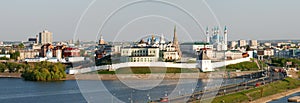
<box><xmin>0</xmin><ymin>0</ymin><xmax>300</xmax><ymax>42</ymax></box>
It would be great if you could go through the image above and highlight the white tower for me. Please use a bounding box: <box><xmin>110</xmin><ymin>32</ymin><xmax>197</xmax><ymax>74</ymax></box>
<box><xmin>224</xmin><ymin>26</ymin><xmax>228</xmax><ymax>45</ymax></box>
<box><xmin>216</xmin><ymin>26</ymin><xmax>220</xmax><ymax>44</ymax></box>
<box><xmin>160</xmin><ymin>34</ymin><xmax>166</xmax><ymax>44</ymax></box>
<box><xmin>197</xmin><ymin>49</ymin><xmax>213</xmax><ymax>72</ymax></box>
<box><xmin>222</xmin><ymin>26</ymin><xmax>228</xmax><ymax>50</ymax></box>
<box><xmin>206</xmin><ymin>27</ymin><xmax>210</xmax><ymax>44</ymax></box>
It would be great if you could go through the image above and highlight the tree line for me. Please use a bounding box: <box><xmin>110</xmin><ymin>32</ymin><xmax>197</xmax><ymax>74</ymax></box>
<box><xmin>21</xmin><ymin>62</ymin><xmax>66</xmax><ymax>81</ymax></box>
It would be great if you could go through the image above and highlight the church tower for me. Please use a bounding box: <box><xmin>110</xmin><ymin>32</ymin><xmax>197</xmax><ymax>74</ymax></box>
<box><xmin>172</xmin><ymin>25</ymin><xmax>181</xmax><ymax>59</ymax></box>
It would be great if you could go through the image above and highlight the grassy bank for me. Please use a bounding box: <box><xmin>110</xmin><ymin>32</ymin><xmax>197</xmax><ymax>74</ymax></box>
<box><xmin>205</xmin><ymin>77</ymin><xmax>300</xmax><ymax>103</ymax></box>
<box><xmin>98</xmin><ymin>67</ymin><xmax>199</xmax><ymax>74</ymax></box>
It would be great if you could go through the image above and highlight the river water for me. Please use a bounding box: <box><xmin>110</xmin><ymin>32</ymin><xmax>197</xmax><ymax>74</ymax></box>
<box><xmin>0</xmin><ymin>78</ymin><xmax>248</xmax><ymax>103</ymax></box>
<box><xmin>268</xmin><ymin>92</ymin><xmax>300</xmax><ymax>103</ymax></box>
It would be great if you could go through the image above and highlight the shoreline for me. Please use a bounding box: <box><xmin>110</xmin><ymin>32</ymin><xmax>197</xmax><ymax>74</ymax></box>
<box><xmin>0</xmin><ymin>71</ymin><xmax>258</xmax><ymax>81</ymax></box>
<box><xmin>250</xmin><ymin>86</ymin><xmax>300</xmax><ymax>103</ymax></box>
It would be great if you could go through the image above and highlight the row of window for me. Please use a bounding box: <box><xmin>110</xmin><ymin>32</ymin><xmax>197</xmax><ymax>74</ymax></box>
<box><xmin>128</xmin><ymin>57</ymin><xmax>156</xmax><ymax>62</ymax></box>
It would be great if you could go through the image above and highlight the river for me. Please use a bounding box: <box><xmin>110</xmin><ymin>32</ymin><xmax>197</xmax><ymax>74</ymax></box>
<box><xmin>268</xmin><ymin>92</ymin><xmax>300</xmax><ymax>103</ymax></box>
<box><xmin>0</xmin><ymin>78</ymin><xmax>248</xmax><ymax>103</ymax></box>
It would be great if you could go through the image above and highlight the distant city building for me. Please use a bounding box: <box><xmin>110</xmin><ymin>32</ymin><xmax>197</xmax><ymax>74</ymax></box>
<box><xmin>230</xmin><ymin>41</ymin><xmax>238</xmax><ymax>49</ymax></box>
<box><xmin>63</xmin><ymin>47</ymin><xmax>80</xmax><ymax>57</ymax></box>
<box><xmin>28</xmin><ymin>35</ymin><xmax>38</xmax><ymax>44</ymax></box>
<box><xmin>180</xmin><ymin>42</ymin><xmax>213</xmax><ymax>56</ymax></box>
<box><xmin>19</xmin><ymin>50</ymin><xmax>39</xmax><ymax>60</ymax></box>
<box><xmin>40</xmin><ymin>43</ymin><xmax>53</xmax><ymax>58</ymax></box>
<box><xmin>164</xmin><ymin>43</ymin><xmax>180</xmax><ymax>61</ymax></box>
<box><xmin>264</xmin><ymin>42</ymin><xmax>271</xmax><ymax>47</ymax></box>
<box><xmin>250</xmin><ymin>40</ymin><xmax>258</xmax><ymax>48</ymax></box>
<box><xmin>38</xmin><ymin>30</ymin><xmax>53</xmax><ymax>45</ymax></box>
<box><xmin>121</xmin><ymin>47</ymin><xmax>160</xmax><ymax>62</ymax></box>
<box><xmin>264</xmin><ymin>48</ymin><xmax>274</xmax><ymax>56</ymax></box>
<box><xmin>40</xmin><ymin>43</ymin><xmax>80</xmax><ymax>59</ymax></box>
<box><xmin>238</xmin><ymin>40</ymin><xmax>247</xmax><ymax>47</ymax></box>
<box><xmin>120</xmin><ymin>27</ymin><xmax>181</xmax><ymax>62</ymax></box>
<box><xmin>95</xmin><ymin>35</ymin><xmax>115</xmax><ymax>60</ymax></box>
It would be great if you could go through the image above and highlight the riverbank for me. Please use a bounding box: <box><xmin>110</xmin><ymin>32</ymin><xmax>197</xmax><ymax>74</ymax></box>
<box><xmin>250</xmin><ymin>86</ymin><xmax>300</xmax><ymax>103</ymax></box>
<box><xmin>0</xmin><ymin>71</ymin><xmax>258</xmax><ymax>80</ymax></box>
<box><xmin>0</xmin><ymin>73</ymin><xmax>21</xmax><ymax>78</ymax></box>
<box><xmin>209</xmin><ymin>77</ymin><xmax>300</xmax><ymax>103</ymax></box>
<box><xmin>66</xmin><ymin>71</ymin><xmax>257</xmax><ymax>80</ymax></box>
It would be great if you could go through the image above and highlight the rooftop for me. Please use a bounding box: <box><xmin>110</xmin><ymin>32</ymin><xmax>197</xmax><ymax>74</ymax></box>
<box><xmin>181</xmin><ymin>42</ymin><xmax>209</xmax><ymax>45</ymax></box>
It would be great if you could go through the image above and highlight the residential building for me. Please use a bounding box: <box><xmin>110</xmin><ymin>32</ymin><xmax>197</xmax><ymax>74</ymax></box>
<box><xmin>238</xmin><ymin>40</ymin><xmax>247</xmax><ymax>47</ymax></box>
<box><xmin>63</xmin><ymin>47</ymin><xmax>80</xmax><ymax>57</ymax></box>
<box><xmin>230</xmin><ymin>41</ymin><xmax>238</xmax><ymax>49</ymax></box>
<box><xmin>250</xmin><ymin>40</ymin><xmax>258</xmax><ymax>49</ymax></box>
<box><xmin>38</xmin><ymin>30</ymin><xmax>53</xmax><ymax>45</ymax></box>
<box><xmin>19</xmin><ymin>50</ymin><xmax>39</xmax><ymax>60</ymax></box>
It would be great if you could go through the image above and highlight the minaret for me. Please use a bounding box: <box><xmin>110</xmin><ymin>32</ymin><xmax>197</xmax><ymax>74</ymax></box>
<box><xmin>224</xmin><ymin>26</ymin><xmax>228</xmax><ymax>45</ymax></box>
<box><xmin>173</xmin><ymin>25</ymin><xmax>181</xmax><ymax>59</ymax></box>
<box><xmin>206</xmin><ymin>27</ymin><xmax>210</xmax><ymax>44</ymax></box>
<box><xmin>222</xmin><ymin>26</ymin><xmax>228</xmax><ymax>50</ymax></box>
<box><xmin>216</xmin><ymin>26</ymin><xmax>220</xmax><ymax>43</ymax></box>
<box><xmin>160</xmin><ymin>34</ymin><xmax>165</xmax><ymax>44</ymax></box>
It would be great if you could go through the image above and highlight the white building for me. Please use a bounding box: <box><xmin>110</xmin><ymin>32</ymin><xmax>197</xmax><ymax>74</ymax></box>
<box><xmin>121</xmin><ymin>47</ymin><xmax>160</xmax><ymax>62</ymax></box>
<box><xmin>264</xmin><ymin>48</ymin><xmax>274</xmax><ymax>56</ymax></box>
<box><xmin>163</xmin><ymin>44</ymin><xmax>180</xmax><ymax>61</ymax></box>
<box><xmin>180</xmin><ymin>42</ymin><xmax>213</xmax><ymax>55</ymax></box>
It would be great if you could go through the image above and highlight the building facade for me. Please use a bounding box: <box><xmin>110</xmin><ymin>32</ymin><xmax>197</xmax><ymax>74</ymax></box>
<box><xmin>121</xmin><ymin>47</ymin><xmax>160</xmax><ymax>62</ymax></box>
<box><xmin>19</xmin><ymin>50</ymin><xmax>39</xmax><ymax>60</ymax></box>
<box><xmin>39</xmin><ymin>30</ymin><xmax>53</xmax><ymax>45</ymax></box>
<box><xmin>238</xmin><ymin>40</ymin><xmax>247</xmax><ymax>47</ymax></box>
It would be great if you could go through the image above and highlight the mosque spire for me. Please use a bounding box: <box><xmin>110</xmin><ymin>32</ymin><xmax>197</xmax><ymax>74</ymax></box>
<box><xmin>206</xmin><ymin>27</ymin><xmax>210</xmax><ymax>43</ymax></box>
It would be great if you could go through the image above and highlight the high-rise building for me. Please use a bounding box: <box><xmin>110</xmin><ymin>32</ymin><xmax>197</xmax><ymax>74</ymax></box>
<box><xmin>250</xmin><ymin>40</ymin><xmax>258</xmax><ymax>47</ymax></box>
<box><xmin>38</xmin><ymin>30</ymin><xmax>53</xmax><ymax>45</ymax></box>
<box><xmin>230</xmin><ymin>41</ymin><xmax>238</xmax><ymax>49</ymax></box>
<box><xmin>238</xmin><ymin>40</ymin><xmax>247</xmax><ymax>47</ymax></box>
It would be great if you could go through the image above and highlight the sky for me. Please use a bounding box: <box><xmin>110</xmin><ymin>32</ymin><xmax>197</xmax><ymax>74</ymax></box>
<box><xmin>0</xmin><ymin>0</ymin><xmax>300</xmax><ymax>42</ymax></box>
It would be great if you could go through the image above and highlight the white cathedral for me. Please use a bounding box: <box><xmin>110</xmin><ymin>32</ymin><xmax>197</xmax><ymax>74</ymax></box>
<box><xmin>206</xmin><ymin>26</ymin><xmax>228</xmax><ymax>51</ymax></box>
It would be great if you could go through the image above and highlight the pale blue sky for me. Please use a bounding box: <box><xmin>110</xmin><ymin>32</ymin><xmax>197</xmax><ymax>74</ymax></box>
<box><xmin>0</xmin><ymin>0</ymin><xmax>299</xmax><ymax>42</ymax></box>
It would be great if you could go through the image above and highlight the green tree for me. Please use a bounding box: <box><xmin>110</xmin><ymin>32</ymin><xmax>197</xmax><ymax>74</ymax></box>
<box><xmin>0</xmin><ymin>57</ymin><xmax>9</xmax><ymax>60</ymax></box>
<box><xmin>18</xmin><ymin>43</ymin><xmax>25</xmax><ymax>49</ymax></box>
<box><xmin>10</xmin><ymin>51</ymin><xmax>20</xmax><ymax>60</ymax></box>
<box><xmin>21</xmin><ymin>61</ymin><xmax>66</xmax><ymax>81</ymax></box>
<box><xmin>0</xmin><ymin>63</ymin><xmax>7</xmax><ymax>72</ymax></box>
